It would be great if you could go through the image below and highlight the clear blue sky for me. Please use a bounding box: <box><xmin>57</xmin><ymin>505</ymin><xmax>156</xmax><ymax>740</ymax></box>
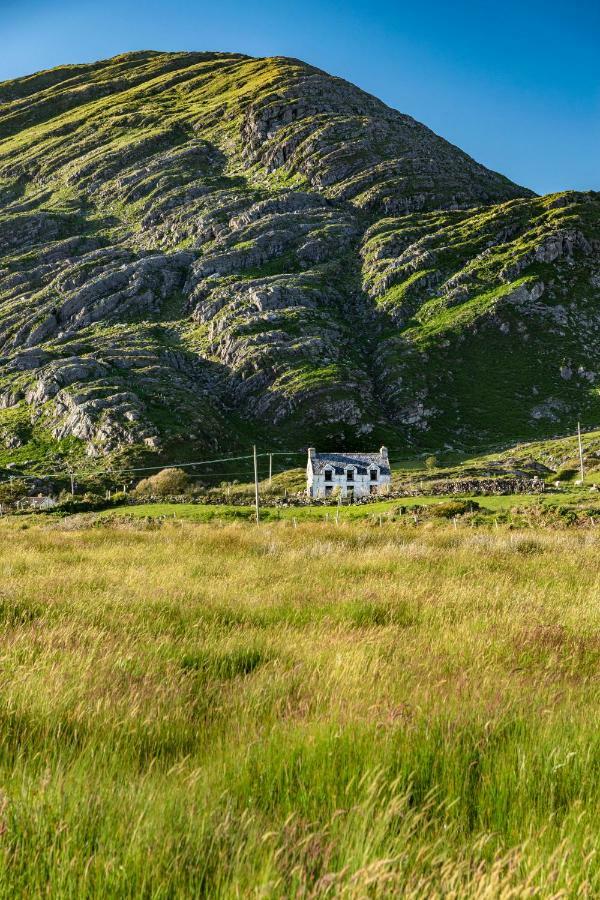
<box><xmin>2</xmin><ymin>0</ymin><xmax>598</xmax><ymax>195</ymax></box>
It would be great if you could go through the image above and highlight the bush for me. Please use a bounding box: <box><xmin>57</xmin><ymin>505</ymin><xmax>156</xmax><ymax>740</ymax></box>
<box><xmin>56</xmin><ymin>496</ymin><xmax>108</xmax><ymax>513</ymax></box>
<box><xmin>425</xmin><ymin>455</ymin><xmax>438</xmax><ymax>472</ymax></box>
<box><xmin>134</xmin><ymin>468</ymin><xmax>190</xmax><ymax>497</ymax></box>
<box><xmin>0</xmin><ymin>478</ymin><xmax>28</xmax><ymax>506</ymax></box>
<box><xmin>428</xmin><ymin>499</ymin><xmax>480</xmax><ymax>518</ymax></box>
<box><xmin>55</xmin><ymin>491</ymin><xmax>130</xmax><ymax>514</ymax></box>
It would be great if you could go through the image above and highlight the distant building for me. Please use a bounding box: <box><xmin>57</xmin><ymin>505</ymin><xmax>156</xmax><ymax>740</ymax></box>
<box><xmin>306</xmin><ymin>447</ymin><xmax>391</xmax><ymax>499</ymax></box>
<box><xmin>28</xmin><ymin>494</ymin><xmax>57</xmax><ymax>510</ymax></box>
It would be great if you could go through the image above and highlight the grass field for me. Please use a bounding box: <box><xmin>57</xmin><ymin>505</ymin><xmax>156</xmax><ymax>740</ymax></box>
<box><xmin>98</xmin><ymin>487</ymin><xmax>596</xmax><ymax>523</ymax></box>
<box><xmin>1</xmin><ymin>516</ymin><xmax>600</xmax><ymax>895</ymax></box>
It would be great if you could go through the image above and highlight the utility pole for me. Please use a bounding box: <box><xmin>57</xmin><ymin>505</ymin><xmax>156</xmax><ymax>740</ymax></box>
<box><xmin>253</xmin><ymin>445</ymin><xmax>260</xmax><ymax>523</ymax></box>
<box><xmin>269</xmin><ymin>453</ymin><xmax>273</xmax><ymax>487</ymax></box>
<box><xmin>578</xmin><ymin>421</ymin><xmax>585</xmax><ymax>482</ymax></box>
<box><xmin>69</xmin><ymin>470</ymin><xmax>75</xmax><ymax>497</ymax></box>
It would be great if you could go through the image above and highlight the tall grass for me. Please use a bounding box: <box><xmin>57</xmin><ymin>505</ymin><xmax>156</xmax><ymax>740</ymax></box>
<box><xmin>0</xmin><ymin>518</ymin><xmax>599</xmax><ymax>895</ymax></box>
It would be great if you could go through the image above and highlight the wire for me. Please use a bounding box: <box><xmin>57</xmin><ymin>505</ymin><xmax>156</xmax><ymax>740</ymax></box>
<box><xmin>3</xmin><ymin>447</ymin><xmax>425</xmax><ymax>483</ymax></box>
<box><xmin>2</xmin><ymin>450</ymin><xmax>307</xmax><ymax>482</ymax></box>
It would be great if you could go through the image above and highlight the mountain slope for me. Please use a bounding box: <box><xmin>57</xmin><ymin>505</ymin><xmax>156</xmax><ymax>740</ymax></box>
<box><xmin>0</xmin><ymin>50</ymin><xmax>597</xmax><ymax>470</ymax></box>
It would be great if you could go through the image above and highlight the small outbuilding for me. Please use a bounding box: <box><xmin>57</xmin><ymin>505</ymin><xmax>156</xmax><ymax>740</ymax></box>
<box><xmin>306</xmin><ymin>447</ymin><xmax>391</xmax><ymax>499</ymax></box>
<box><xmin>28</xmin><ymin>494</ymin><xmax>57</xmax><ymax>510</ymax></box>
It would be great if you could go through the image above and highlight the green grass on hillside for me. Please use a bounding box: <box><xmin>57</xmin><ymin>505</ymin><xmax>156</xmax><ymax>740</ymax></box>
<box><xmin>1</xmin><ymin>517</ymin><xmax>600</xmax><ymax>893</ymax></box>
<box><xmin>95</xmin><ymin>486</ymin><xmax>600</xmax><ymax>532</ymax></box>
<box><xmin>0</xmin><ymin>52</ymin><xmax>598</xmax><ymax>467</ymax></box>
<box><xmin>99</xmin><ymin>493</ymin><xmax>548</xmax><ymax>522</ymax></box>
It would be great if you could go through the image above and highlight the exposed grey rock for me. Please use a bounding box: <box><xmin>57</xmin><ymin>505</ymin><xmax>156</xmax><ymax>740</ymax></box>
<box><xmin>0</xmin><ymin>51</ymin><xmax>597</xmax><ymax>460</ymax></box>
<box><xmin>51</xmin><ymin>386</ymin><xmax>160</xmax><ymax>454</ymax></box>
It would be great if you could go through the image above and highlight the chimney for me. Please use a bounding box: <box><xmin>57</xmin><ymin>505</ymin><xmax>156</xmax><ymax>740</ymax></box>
<box><xmin>379</xmin><ymin>445</ymin><xmax>388</xmax><ymax>457</ymax></box>
<box><xmin>307</xmin><ymin>447</ymin><xmax>316</xmax><ymax>457</ymax></box>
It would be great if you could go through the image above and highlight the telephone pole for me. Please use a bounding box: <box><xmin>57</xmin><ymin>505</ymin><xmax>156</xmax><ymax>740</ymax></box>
<box><xmin>269</xmin><ymin>453</ymin><xmax>273</xmax><ymax>486</ymax></box>
<box><xmin>578</xmin><ymin>422</ymin><xmax>585</xmax><ymax>482</ymax></box>
<box><xmin>253</xmin><ymin>445</ymin><xmax>260</xmax><ymax>523</ymax></box>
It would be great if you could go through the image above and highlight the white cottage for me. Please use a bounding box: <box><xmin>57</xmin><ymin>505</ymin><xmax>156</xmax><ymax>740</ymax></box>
<box><xmin>306</xmin><ymin>447</ymin><xmax>391</xmax><ymax>499</ymax></box>
<box><xmin>27</xmin><ymin>494</ymin><xmax>57</xmax><ymax>510</ymax></box>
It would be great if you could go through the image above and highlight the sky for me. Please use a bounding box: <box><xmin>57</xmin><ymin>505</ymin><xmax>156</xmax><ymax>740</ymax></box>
<box><xmin>1</xmin><ymin>0</ymin><xmax>598</xmax><ymax>195</ymax></box>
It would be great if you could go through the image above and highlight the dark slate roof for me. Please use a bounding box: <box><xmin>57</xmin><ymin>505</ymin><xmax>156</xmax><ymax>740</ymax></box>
<box><xmin>311</xmin><ymin>452</ymin><xmax>390</xmax><ymax>477</ymax></box>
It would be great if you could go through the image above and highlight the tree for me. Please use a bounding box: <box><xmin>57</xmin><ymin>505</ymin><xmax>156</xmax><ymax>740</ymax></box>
<box><xmin>134</xmin><ymin>468</ymin><xmax>190</xmax><ymax>498</ymax></box>
<box><xmin>425</xmin><ymin>455</ymin><xmax>438</xmax><ymax>472</ymax></box>
<box><xmin>0</xmin><ymin>478</ymin><xmax>27</xmax><ymax>506</ymax></box>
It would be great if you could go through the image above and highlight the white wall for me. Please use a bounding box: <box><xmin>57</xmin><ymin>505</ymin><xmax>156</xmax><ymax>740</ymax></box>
<box><xmin>307</xmin><ymin>466</ymin><xmax>390</xmax><ymax>498</ymax></box>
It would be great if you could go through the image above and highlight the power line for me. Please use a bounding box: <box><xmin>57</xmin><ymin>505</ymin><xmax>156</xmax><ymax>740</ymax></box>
<box><xmin>4</xmin><ymin>446</ymin><xmax>441</xmax><ymax>485</ymax></box>
<box><xmin>2</xmin><ymin>450</ymin><xmax>306</xmax><ymax>482</ymax></box>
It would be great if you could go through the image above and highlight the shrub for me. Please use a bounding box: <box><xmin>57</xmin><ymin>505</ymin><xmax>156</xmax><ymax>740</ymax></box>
<box><xmin>425</xmin><ymin>454</ymin><xmax>438</xmax><ymax>472</ymax></box>
<box><xmin>428</xmin><ymin>499</ymin><xmax>480</xmax><ymax>518</ymax></box>
<box><xmin>134</xmin><ymin>468</ymin><xmax>190</xmax><ymax>497</ymax></box>
<box><xmin>56</xmin><ymin>494</ymin><xmax>109</xmax><ymax>513</ymax></box>
<box><xmin>54</xmin><ymin>491</ymin><xmax>130</xmax><ymax>514</ymax></box>
<box><xmin>0</xmin><ymin>478</ymin><xmax>28</xmax><ymax>506</ymax></box>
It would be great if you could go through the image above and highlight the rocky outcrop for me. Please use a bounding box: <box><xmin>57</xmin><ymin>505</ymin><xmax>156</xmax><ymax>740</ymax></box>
<box><xmin>0</xmin><ymin>51</ymin><xmax>597</xmax><ymax>464</ymax></box>
<box><xmin>51</xmin><ymin>387</ymin><xmax>160</xmax><ymax>454</ymax></box>
<box><xmin>240</xmin><ymin>65</ymin><xmax>530</xmax><ymax>214</ymax></box>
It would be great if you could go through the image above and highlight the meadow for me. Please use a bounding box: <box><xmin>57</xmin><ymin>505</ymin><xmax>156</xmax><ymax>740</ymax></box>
<box><xmin>1</xmin><ymin>515</ymin><xmax>600</xmax><ymax>896</ymax></box>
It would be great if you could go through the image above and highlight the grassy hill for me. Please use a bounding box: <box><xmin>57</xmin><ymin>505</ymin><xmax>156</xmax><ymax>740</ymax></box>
<box><xmin>0</xmin><ymin>51</ymin><xmax>598</xmax><ymax>471</ymax></box>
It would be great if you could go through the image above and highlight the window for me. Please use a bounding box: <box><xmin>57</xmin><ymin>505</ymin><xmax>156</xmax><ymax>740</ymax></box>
<box><xmin>369</xmin><ymin>484</ymin><xmax>378</xmax><ymax>495</ymax></box>
<box><xmin>325</xmin><ymin>485</ymin><xmax>332</xmax><ymax>496</ymax></box>
<box><xmin>346</xmin><ymin>469</ymin><xmax>354</xmax><ymax>482</ymax></box>
<box><xmin>370</xmin><ymin>469</ymin><xmax>378</xmax><ymax>481</ymax></box>
<box><xmin>324</xmin><ymin>469</ymin><xmax>332</xmax><ymax>482</ymax></box>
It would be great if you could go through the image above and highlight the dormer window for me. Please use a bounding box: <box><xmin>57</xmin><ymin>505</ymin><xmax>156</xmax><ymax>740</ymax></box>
<box><xmin>370</xmin><ymin>469</ymin><xmax>378</xmax><ymax>481</ymax></box>
<box><xmin>324</xmin><ymin>469</ymin><xmax>332</xmax><ymax>482</ymax></box>
<box><xmin>346</xmin><ymin>468</ymin><xmax>354</xmax><ymax>482</ymax></box>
